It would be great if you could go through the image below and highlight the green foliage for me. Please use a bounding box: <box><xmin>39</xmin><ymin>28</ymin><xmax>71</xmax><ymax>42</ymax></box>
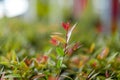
<box><xmin>0</xmin><ymin>19</ymin><xmax>120</xmax><ymax>80</ymax></box>
<box><xmin>56</xmin><ymin>47</ymin><xmax>64</xmax><ymax>57</ymax></box>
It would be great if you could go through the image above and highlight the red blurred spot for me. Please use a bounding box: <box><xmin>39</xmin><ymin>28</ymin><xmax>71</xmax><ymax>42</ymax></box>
<box><xmin>105</xmin><ymin>70</ymin><xmax>109</xmax><ymax>78</ymax></box>
<box><xmin>24</xmin><ymin>59</ymin><xmax>32</xmax><ymax>66</ymax></box>
<box><xmin>50</xmin><ymin>38</ymin><xmax>59</xmax><ymax>46</ymax></box>
<box><xmin>36</xmin><ymin>55</ymin><xmax>48</xmax><ymax>63</ymax></box>
<box><xmin>73</xmin><ymin>42</ymin><xmax>81</xmax><ymax>50</ymax></box>
<box><xmin>111</xmin><ymin>0</ymin><xmax>119</xmax><ymax>34</ymax></box>
<box><xmin>43</xmin><ymin>56</ymin><xmax>48</xmax><ymax>62</ymax></box>
<box><xmin>62</xmin><ymin>22</ymin><xmax>70</xmax><ymax>31</ymax></box>
<box><xmin>92</xmin><ymin>62</ymin><xmax>97</xmax><ymax>68</ymax></box>
<box><xmin>96</xmin><ymin>19</ymin><xmax>102</xmax><ymax>33</ymax></box>
<box><xmin>48</xmin><ymin>76</ymin><xmax>58</xmax><ymax>80</ymax></box>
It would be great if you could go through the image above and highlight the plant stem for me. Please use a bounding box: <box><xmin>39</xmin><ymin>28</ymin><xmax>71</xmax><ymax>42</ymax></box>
<box><xmin>56</xmin><ymin>31</ymin><xmax>68</xmax><ymax>80</ymax></box>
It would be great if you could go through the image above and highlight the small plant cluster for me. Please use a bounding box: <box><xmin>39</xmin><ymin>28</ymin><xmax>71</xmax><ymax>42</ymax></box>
<box><xmin>0</xmin><ymin>22</ymin><xmax>80</xmax><ymax>80</ymax></box>
<box><xmin>0</xmin><ymin>21</ymin><xmax>120</xmax><ymax>80</ymax></box>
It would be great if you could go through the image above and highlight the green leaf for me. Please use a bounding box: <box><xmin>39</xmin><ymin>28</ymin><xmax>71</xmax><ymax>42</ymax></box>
<box><xmin>90</xmin><ymin>72</ymin><xmax>100</xmax><ymax>79</ymax></box>
<box><xmin>4</xmin><ymin>74</ymin><xmax>21</xmax><ymax>78</ymax></box>
<box><xmin>61</xmin><ymin>64</ymin><xmax>67</xmax><ymax>68</ymax></box>
<box><xmin>56</xmin><ymin>47</ymin><xmax>64</xmax><ymax>56</ymax></box>
<box><xmin>19</xmin><ymin>61</ymin><xmax>29</xmax><ymax>70</ymax></box>
<box><xmin>105</xmin><ymin>77</ymin><xmax>113</xmax><ymax>80</ymax></box>
<box><xmin>0</xmin><ymin>56</ymin><xmax>10</xmax><ymax>66</ymax></box>
<box><xmin>11</xmin><ymin>50</ymin><xmax>17</xmax><ymax>63</ymax></box>
<box><xmin>0</xmin><ymin>67</ymin><xmax>4</xmax><ymax>73</ymax></box>
<box><xmin>56</xmin><ymin>57</ymin><xmax>63</xmax><ymax>68</ymax></box>
<box><xmin>107</xmin><ymin>52</ymin><xmax>118</xmax><ymax>63</ymax></box>
<box><xmin>0</xmin><ymin>62</ymin><xmax>10</xmax><ymax>66</ymax></box>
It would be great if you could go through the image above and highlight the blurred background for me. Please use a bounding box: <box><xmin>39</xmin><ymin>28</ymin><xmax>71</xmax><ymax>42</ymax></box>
<box><xmin>0</xmin><ymin>0</ymin><xmax>120</xmax><ymax>56</ymax></box>
<box><xmin>0</xmin><ymin>0</ymin><xmax>119</xmax><ymax>32</ymax></box>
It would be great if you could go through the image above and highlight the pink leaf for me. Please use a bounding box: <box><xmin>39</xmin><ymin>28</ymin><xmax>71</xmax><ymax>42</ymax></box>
<box><xmin>1</xmin><ymin>73</ymin><xmax>5</xmax><ymax>80</ymax></box>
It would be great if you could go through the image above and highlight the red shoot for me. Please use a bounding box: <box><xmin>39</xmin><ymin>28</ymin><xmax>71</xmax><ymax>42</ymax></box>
<box><xmin>42</xmin><ymin>56</ymin><xmax>48</xmax><ymax>62</ymax></box>
<box><xmin>62</xmin><ymin>22</ymin><xmax>70</xmax><ymax>31</ymax></box>
<box><xmin>36</xmin><ymin>55</ymin><xmax>48</xmax><ymax>63</ymax></box>
<box><xmin>50</xmin><ymin>38</ymin><xmax>59</xmax><ymax>46</ymax></box>
<box><xmin>105</xmin><ymin>70</ymin><xmax>109</xmax><ymax>78</ymax></box>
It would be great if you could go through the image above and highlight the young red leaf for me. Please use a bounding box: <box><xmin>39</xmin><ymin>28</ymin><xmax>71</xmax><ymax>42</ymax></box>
<box><xmin>97</xmin><ymin>47</ymin><xmax>109</xmax><ymax>59</ymax></box>
<box><xmin>36</xmin><ymin>55</ymin><xmax>48</xmax><ymax>63</ymax></box>
<box><xmin>40</xmin><ymin>56</ymin><xmax>48</xmax><ymax>63</ymax></box>
<box><xmin>67</xmin><ymin>48</ymin><xmax>73</xmax><ymax>56</ymax></box>
<box><xmin>50</xmin><ymin>37</ymin><xmax>59</xmax><ymax>46</ymax></box>
<box><xmin>105</xmin><ymin>70</ymin><xmax>109</xmax><ymax>78</ymax></box>
<box><xmin>43</xmin><ymin>56</ymin><xmax>48</xmax><ymax>62</ymax></box>
<box><xmin>62</xmin><ymin>22</ymin><xmax>70</xmax><ymax>31</ymax></box>
<box><xmin>24</xmin><ymin>59</ymin><xmax>32</xmax><ymax>66</ymax></box>
<box><xmin>91</xmin><ymin>62</ymin><xmax>97</xmax><ymax>68</ymax></box>
<box><xmin>72</xmin><ymin>42</ymin><xmax>81</xmax><ymax>50</ymax></box>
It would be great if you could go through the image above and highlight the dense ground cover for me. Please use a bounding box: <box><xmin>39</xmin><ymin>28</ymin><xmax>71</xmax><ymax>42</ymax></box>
<box><xmin>0</xmin><ymin>19</ymin><xmax>120</xmax><ymax>80</ymax></box>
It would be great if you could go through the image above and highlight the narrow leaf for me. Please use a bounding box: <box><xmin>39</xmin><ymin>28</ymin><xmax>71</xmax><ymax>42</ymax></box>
<box><xmin>67</xmin><ymin>23</ymin><xmax>77</xmax><ymax>43</ymax></box>
<box><xmin>11</xmin><ymin>50</ymin><xmax>17</xmax><ymax>63</ymax></box>
<box><xmin>107</xmin><ymin>52</ymin><xmax>118</xmax><ymax>63</ymax></box>
<box><xmin>90</xmin><ymin>72</ymin><xmax>100</xmax><ymax>79</ymax></box>
<box><xmin>97</xmin><ymin>47</ymin><xmax>109</xmax><ymax>59</ymax></box>
<box><xmin>4</xmin><ymin>74</ymin><xmax>21</xmax><ymax>78</ymax></box>
<box><xmin>57</xmin><ymin>57</ymin><xmax>63</xmax><ymax>68</ymax></box>
<box><xmin>56</xmin><ymin>47</ymin><xmax>64</xmax><ymax>56</ymax></box>
<box><xmin>51</xmin><ymin>35</ymin><xmax>66</xmax><ymax>43</ymax></box>
<box><xmin>32</xmin><ymin>74</ymin><xmax>45</xmax><ymax>79</ymax></box>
